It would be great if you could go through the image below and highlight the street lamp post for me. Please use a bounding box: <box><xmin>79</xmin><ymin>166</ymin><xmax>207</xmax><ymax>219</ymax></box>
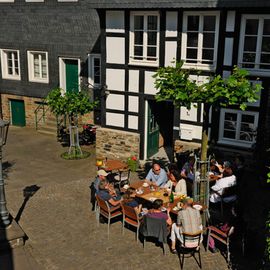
<box><xmin>0</xmin><ymin>119</ymin><xmax>10</xmax><ymax>227</ymax></box>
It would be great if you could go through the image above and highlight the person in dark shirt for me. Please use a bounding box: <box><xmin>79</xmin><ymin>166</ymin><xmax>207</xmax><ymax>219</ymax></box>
<box><xmin>146</xmin><ymin>199</ymin><xmax>172</xmax><ymax>226</ymax></box>
<box><xmin>122</xmin><ymin>189</ymin><xmax>142</xmax><ymax>215</ymax></box>
<box><xmin>181</xmin><ymin>155</ymin><xmax>195</xmax><ymax>182</ymax></box>
<box><xmin>97</xmin><ymin>181</ymin><xmax>122</xmax><ymax>207</ymax></box>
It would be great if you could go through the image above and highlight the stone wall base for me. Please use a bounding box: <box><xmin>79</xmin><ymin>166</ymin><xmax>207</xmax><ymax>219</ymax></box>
<box><xmin>174</xmin><ymin>139</ymin><xmax>201</xmax><ymax>154</ymax></box>
<box><xmin>96</xmin><ymin>127</ymin><xmax>140</xmax><ymax>161</ymax></box>
<box><xmin>1</xmin><ymin>93</ymin><xmax>95</xmax><ymax>128</ymax></box>
<box><xmin>1</xmin><ymin>94</ymin><xmax>44</xmax><ymax>127</ymax></box>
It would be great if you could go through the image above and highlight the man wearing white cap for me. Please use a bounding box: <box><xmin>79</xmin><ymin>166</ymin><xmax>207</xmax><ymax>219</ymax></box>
<box><xmin>93</xmin><ymin>169</ymin><xmax>108</xmax><ymax>192</ymax></box>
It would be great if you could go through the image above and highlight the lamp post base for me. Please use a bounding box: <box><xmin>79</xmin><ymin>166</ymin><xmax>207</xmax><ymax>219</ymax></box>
<box><xmin>0</xmin><ymin>217</ymin><xmax>25</xmax><ymax>250</ymax></box>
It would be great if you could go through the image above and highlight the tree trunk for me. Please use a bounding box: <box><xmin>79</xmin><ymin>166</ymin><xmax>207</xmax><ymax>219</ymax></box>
<box><xmin>199</xmin><ymin>103</ymin><xmax>210</xmax><ymax>215</ymax></box>
<box><xmin>200</xmin><ymin>103</ymin><xmax>210</xmax><ymax>163</ymax></box>
<box><xmin>68</xmin><ymin>115</ymin><xmax>82</xmax><ymax>157</ymax></box>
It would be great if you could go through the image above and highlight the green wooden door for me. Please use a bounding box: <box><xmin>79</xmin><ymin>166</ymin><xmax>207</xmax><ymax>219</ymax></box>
<box><xmin>65</xmin><ymin>60</ymin><xmax>79</xmax><ymax>93</ymax></box>
<box><xmin>10</xmin><ymin>100</ymin><xmax>26</xmax><ymax>126</ymax></box>
<box><xmin>147</xmin><ymin>102</ymin><xmax>159</xmax><ymax>158</ymax></box>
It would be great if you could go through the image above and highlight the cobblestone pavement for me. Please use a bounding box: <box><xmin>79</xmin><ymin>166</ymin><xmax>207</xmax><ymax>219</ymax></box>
<box><xmin>4</xmin><ymin>127</ymin><xmax>229</xmax><ymax>270</ymax></box>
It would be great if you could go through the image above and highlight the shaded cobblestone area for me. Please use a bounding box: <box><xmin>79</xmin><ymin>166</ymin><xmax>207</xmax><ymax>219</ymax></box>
<box><xmin>4</xmin><ymin>127</ymin><xmax>229</xmax><ymax>270</ymax></box>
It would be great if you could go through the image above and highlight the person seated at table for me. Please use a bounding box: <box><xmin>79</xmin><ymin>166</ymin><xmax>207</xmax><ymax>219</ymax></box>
<box><xmin>145</xmin><ymin>163</ymin><xmax>168</xmax><ymax>187</ymax></box>
<box><xmin>165</xmin><ymin>169</ymin><xmax>187</xmax><ymax>196</ymax></box>
<box><xmin>210</xmin><ymin>159</ymin><xmax>222</xmax><ymax>175</ymax></box>
<box><xmin>181</xmin><ymin>155</ymin><xmax>195</xmax><ymax>182</ymax></box>
<box><xmin>209</xmin><ymin>161</ymin><xmax>237</xmax><ymax>204</ymax></box>
<box><xmin>93</xmin><ymin>169</ymin><xmax>109</xmax><ymax>192</ymax></box>
<box><xmin>122</xmin><ymin>189</ymin><xmax>143</xmax><ymax>215</ymax></box>
<box><xmin>170</xmin><ymin>199</ymin><xmax>203</xmax><ymax>254</ymax></box>
<box><xmin>97</xmin><ymin>181</ymin><xmax>122</xmax><ymax>207</ymax></box>
<box><xmin>146</xmin><ymin>199</ymin><xmax>172</xmax><ymax>226</ymax></box>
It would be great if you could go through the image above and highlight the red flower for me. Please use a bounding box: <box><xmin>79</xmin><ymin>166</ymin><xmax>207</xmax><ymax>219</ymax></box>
<box><xmin>131</xmin><ymin>156</ymin><xmax>137</xmax><ymax>161</ymax></box>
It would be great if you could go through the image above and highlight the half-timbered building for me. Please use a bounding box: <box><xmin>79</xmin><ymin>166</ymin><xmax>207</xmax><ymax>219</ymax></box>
<box><xmin>89</xmin><ymin>0</ymin><xmax>270</xmax><ymax>162</ymax></box>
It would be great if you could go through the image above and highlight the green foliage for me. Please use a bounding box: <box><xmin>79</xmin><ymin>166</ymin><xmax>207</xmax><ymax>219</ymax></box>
<box><xmin>267</xmin><ymin>172</ymin><xmax>270</xmax><ymax>184</ymax></box>
<box><xmin>154</xmin><ymin>61</ymin><xmax>262</xmax><ymax>110</ymax></box>
<box><xmin>127</xmin><ymin>156</ymin><xmax>138</xmax><ymax>172</ymax></box>
<box><xmin>46</xmin><ymin>88</ymin><xmax>98</xmax><ymax>117</ymax></box>
<box><xmin>153</xmin><ymin>61</ymin><xmax>197</xmax><ymax>109</ymax></box>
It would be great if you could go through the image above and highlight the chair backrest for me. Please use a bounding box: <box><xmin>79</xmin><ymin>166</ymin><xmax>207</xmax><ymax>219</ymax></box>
<box><xmin>121</xmin><ymin>202</ymin><xmax>139</xmax><ymax>222</ymax></box>
<box><xmin>96</xmin><ymin>194</ymin><xmax>110</xmax><ymax>213</ymax></box>
<box><xmin>118</xmin><ymin>169</ymin><xmax>131</xmax><ymax>180</ymax></box>
<box><xmin>208</xmin><ymin>225</ymin><xmax>234</xmax><ymax>245</ymax></box>
<box><xmin>140</xmin><ymin>215</ymin><xmax>168</xmax><ymax>243</ymax></box>
<box><xmin>182</xmin><ymin>231</ymin><xmax>202</xmax><ymax>248</ymax></box>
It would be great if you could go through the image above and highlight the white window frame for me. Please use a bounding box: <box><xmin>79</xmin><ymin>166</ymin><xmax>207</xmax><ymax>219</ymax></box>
<box><xmin>218</xmin><ymin>108</ymin><xmax>259</xmax><ymax>148</ymax></box>
<box><xmin>88</xmin><ymin>54</ymin><xmax>101</xmax><ymax>88</ymax></box>
<box><xmin>57</xmin><ymin>0</ymin><xmax>78</xmax><ymax>2</ymax></box>
<box><xmin>129</xmin><ymin>11</ymin><xmax>160</xmax><ymax>67</ymax></box>
<box><xmin>27</xmin><ymin>51</ymin><xmax>49</xmax><ymax>83</ymax></box>
<box><xmin>0</xmin><ymin>49</ymin><xmax>21</xmax><ymax>80</ymax></box>
<box><xmin>25</xmin><ymin>0</ymin><xmax>44</xmax><ymax>2</ymax></box>
<box><xmin>59</xmin><ymin>57</ymin><xmax>81</xmax><ymax>93</ymax></box>
<box><xmin>0</xmin><ymin>0</ymin><xmax>14</xmax><ymax>2</ymax></box>
<box><xmin>238</xmin><ymin>14</ymin><xmax>270</xmax><ymax>77</ymax></box>
<box><xmin>181</xmin><ymin>11</ymin><xmax>220</xmax><ymax>71</ymax></box>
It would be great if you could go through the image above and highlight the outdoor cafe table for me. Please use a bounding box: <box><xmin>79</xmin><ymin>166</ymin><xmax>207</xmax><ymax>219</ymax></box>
<box><xmin>128</xmin><ymin>181</ymin><xmax>206</xmax><ymax>215</ymax></box>
<box><xmin>99</xmin><ymin>159</ymin><xmax>128</xmax><ymax>172</ymax></box>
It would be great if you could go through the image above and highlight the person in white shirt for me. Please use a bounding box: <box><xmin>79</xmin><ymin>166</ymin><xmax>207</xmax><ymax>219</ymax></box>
<box><xmin>209</xmin><ymin>162</ymin><xmax>237</xmax><ymax>203</ymax></box>
<box><xmin>165</xmin><ymin>169</ymin><xmax>187</xmax><ymax>196</ymax></box>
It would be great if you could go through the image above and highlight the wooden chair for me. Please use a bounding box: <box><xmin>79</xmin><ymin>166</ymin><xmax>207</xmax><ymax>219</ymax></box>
<box><xmin>95</xmin><ymin>195</ymin><xmax>122</xmax><ymax>237</ymax></box>
<box><xmin>121</xmin><ymin>202</ymin><xmax>142</xmax><ymax>242</ymax></box>
<box><xmin>114</xmin><ymin>169</ymin><xmax>131</xmax><ymax>189</ymax></box>
<box><xmin>206</xmin><ymin>225</ymin><xmax>234</xmax><ymax>264</ymax></box>
<box><xmin>178</xmin><ymin>231</ymin><xmax>203</xmax><ymax>269</ymax></box>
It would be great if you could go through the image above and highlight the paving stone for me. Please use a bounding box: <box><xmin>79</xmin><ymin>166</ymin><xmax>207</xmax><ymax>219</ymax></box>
<box><xmin>3</xmin><ymin>127</ymin><xmax>229</xmax><ymax>270</ymax></box>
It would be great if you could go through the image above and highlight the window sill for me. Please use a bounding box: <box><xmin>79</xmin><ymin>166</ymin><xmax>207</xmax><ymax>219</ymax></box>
<box><xmin>238</xmin><ymin>67</ymin><xmax>270</xmax><ymax>77</ymax></box>
<box><xmin>29</xmin><ymin>78</ymin><xmax>49</xmax><ymax>84</ymax></box>
<box><xmin>128</xmin><ymin>59</ymin><xmax>159</xmax><ymax>67</ymax></box>
<box><xmin>2</xmin><ymin>76</ymin><xmax>21</xmax><ymax>81</ymax></box>
<box><xmin>217</xmin><ymin>139</ymin><xmax>254</xmax><ymax>149</ymax></box>
<box><xmin>182</xmin><ymin>63</ymin><xmax>216</xmax><ymax>71</ymax></box>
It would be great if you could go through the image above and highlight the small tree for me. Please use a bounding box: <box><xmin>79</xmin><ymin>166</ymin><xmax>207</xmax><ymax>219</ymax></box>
<box><xmin>46</xmin><ymin>88</ymin><xmax>98</xmax><ymax>158</ymax></box>
<box><xmin>154</xmin><ymin>61</ymin><xmax>262</xmax><ymax>163</ymax></box>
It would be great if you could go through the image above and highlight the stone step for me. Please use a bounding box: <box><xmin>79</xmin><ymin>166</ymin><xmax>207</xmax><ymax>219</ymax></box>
<box><xmin>45</xmin><ymin>115</ymin><xmax>57</xmax><ymax>122</ymax></box>
<box><xmin>44</xmin><ymin>119</ymin><xmax>57</xmax><ymax>127</ymax></box>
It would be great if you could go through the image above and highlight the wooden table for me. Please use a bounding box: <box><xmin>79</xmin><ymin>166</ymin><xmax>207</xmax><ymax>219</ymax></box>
<box><xmin>99</xmin><ymin>159</ymin><xmax>128</xmax><ymax>172</ymax></box>
<box><xmin>128</xmin><ymin>181</ymin><xmax>207</xmax><ymax>215</ymax></box>
<box><xmin>129</xmin><ymin>181</ymin><xmax>182</xmax><ymax>209</ymax></box>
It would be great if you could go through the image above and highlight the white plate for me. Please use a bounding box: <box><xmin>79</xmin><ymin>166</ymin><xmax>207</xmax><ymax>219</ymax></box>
<box><xmin>142</xmin><ymin>183</ymin><xmax>149</xmax><ymax>187</ymax></box>
<box><xmin>123</xmin><ymin>185</ymin><xmax>130</xmax><ymax>189</ymax></box>
<box><xmin>148</xmin><ymin>197</ymin><xmax>157</xmax><ymax>202</ymax></box>
<box><xmin>193</xmin><ymin>204</ymin><xmax>203</xmax><ymax>211</ymax></box>
<box><xmin>136</xmin><ymin>190</ymin><xmax>143</xmax><ymax>195</ymax></box>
